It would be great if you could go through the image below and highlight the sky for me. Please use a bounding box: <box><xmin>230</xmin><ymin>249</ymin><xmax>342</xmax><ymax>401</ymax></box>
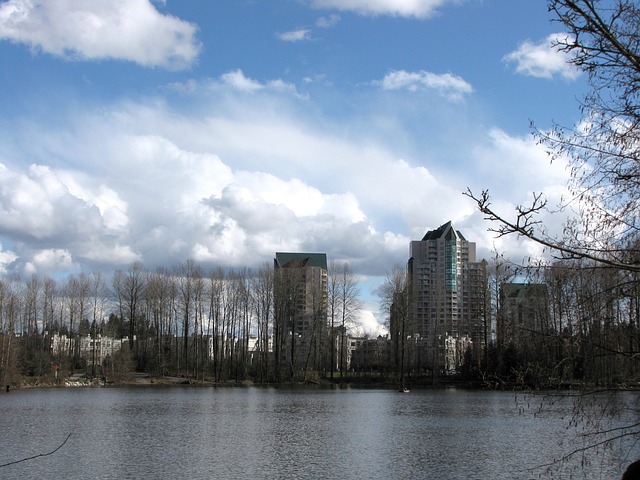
<box><xmin>0</xmin><ymin>0</ymin><xmax>587</xmax><ymax>335</ymax></box>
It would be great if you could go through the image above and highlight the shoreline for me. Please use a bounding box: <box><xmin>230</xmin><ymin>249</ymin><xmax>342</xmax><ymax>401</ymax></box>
<box><xmin>7</xmin><ymin>374</ymin><xmax>638</xmax><ymax>393</ymax></box>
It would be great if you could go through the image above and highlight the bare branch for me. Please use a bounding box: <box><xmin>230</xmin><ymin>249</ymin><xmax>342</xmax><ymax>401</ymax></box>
<box><xmin>464</xmin><ymin>188</ymin><xmax>640</xmax><ymax>272</ymax></box>
<box><xmin>0</xmin><ymin>433</ymin><xmax>72</xmax><ymax>468</ymax></box>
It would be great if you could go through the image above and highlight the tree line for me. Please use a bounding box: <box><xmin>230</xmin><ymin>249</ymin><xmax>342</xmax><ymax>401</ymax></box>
<box><xmin>483</xmin><ymin>257</ymin><xmax>639</xmax><ymax>387</ymax></box>
<box><xmin>376</xmin><ymin>255</ymin><xmax>640</xmax><ymax>389</ymax></box>
<box><xmin>0</xmin><ymin>259</ymin><xmax>362</xmax><ymax>387</ymax></box>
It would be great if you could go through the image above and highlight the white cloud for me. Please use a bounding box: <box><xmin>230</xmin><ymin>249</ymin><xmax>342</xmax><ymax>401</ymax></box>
<box><xmin>219</xmin><ymin>70</ymin><xmax>264</xmax><ymax>92</ymax></box>
<box><xmin>24</xmin><ymin>249</ymin><xmax>75</xmax><ymax>276</ymax></box>
<box><xmin>0</xmin><ymin>67</ymin><xmax>571</xmax><ymax>284</ymax></box>
<box><xmin>353</xmin><ymin>309</ymin><xmax>389</xmax><ymax>337</ymax></box>
<box><xmin>310</xmin><ymin>0</ymin><xmax>454</xmax><ymax>18</ymax></box>
<box><xmin>218</xmin><ymin>70</ymin><xmax>303</xmax><ymax>97</ymax></box>
<box><xmin>0</xmin><ymin>0</ymin><xmax>200</xmax><ymax>69</ymax></box>
<box><xmin>0</xmin><ymin>163</ymin><xmax>103</xmax><ymax>240</ymax></box>
<box><xmin>277</xmin><ymin>28</ymin><xmax>311</xmax><ymax>42</ymax></box>
<box><xmin>379</xmin><ymin>70</ymin><xmax>473</xmax><ymax>101</ymax></box>
<box><xmin>316</xmin><ymin>14</ymin><xmax>340</xmax><ymax>28</ymax></box>
<box><xmin>472</xmin><ymin>128</ymin><xmax>570</xmax><ymax>198</ymax></box>
<box><xmin>0</xmin><ymin>161</ymin><xmax>140</xmax><ymax>274</ymax></box>
<box><xmin>503</xmin><ymin>33</ymin><xmax>580</xmax><ymax>80</ymax></box>
<box><xmin>0</xmin><ymin>243</ymin><xmax>17</xmax><ymax>275</ymax></box>
<box><xmin>0</xmin><ymin>89</ymin><xmax>419</xmax><ymax>278</ymax></box>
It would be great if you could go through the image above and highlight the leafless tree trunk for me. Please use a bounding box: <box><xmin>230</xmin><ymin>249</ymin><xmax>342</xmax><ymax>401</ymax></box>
<box><xmin>378</xmin><ymin>265</ymin><xmax>410</xmax><ymax>388</ymax></box>
<box><xmin>251</xmin><ymin>262</ymin><xmax>273</xmax><ymax>383</ymax></box>
<box><xmin>337</xmin><ymin>262</ymin><xmax>361</xmax><ymax>379</ymax></box>
<box><xmin>208</xmin><ymin>267</ymin><xmax>225</xmax><ymax>382</ymax></box>
<box><xmin>175</xmin><ymin>259</ymin><xmax>200</xmax><ymax>374</ymax></box>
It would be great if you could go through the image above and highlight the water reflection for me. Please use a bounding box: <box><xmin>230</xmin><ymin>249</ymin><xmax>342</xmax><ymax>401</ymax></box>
<box><xmin>0</xmin><ymin>387</ymin><xmax>636</xmax><ymax>479</ymax></box>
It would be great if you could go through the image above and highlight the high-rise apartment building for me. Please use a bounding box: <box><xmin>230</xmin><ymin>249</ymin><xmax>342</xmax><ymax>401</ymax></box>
<box><xmin>407</xmin><ymin>221</ymin><xmax>487</xmax><ymax>373</ymax></box>
<box><xmin>273</xmin><ymin>252</ymin><xmax>328</xmax><ymax>372</ymax></box>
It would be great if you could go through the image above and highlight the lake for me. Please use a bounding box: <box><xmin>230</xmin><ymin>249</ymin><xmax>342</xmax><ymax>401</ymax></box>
<box><xmin>0</xmin><ymin>386</ymin><xmax>637</xmax><ymax>479</ymax></box>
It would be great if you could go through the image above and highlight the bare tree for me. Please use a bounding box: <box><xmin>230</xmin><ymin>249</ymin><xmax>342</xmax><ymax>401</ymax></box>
<box><xmin>145</xmin><ymin>267</ymin><xmax>175</xmax><ymax>375</ymax></box>
<box><xmin>207</xmin><ymin>267</ymin><xmax>225</xmax><ymax>381</ymax></box>
<box><xmin>63</xmin><ymin>274</ymin><xmax>90</xmax><ymax>361</ymax></box>
<box><xmin>41</xmin><ymin>276</ymin><xmax>57</xmax><ymax>334</ymax></box>
<box><xmin>250</xmin><ymin>262</ymin><xmax>273</xmax><ymax>382</ymax></box>
<box><xmin>301</xmin><ymin>266</ymin><xmax>327</xmax><ymax>381</ymax></box>
<box><xmin>327</xmin><ymin>260</ymin><xmax>340</xmax><ymax>379</ymax></box>
<box><xmin>465</xmin><ymin>0</ymin><xmax>640</xmax><ymax>272</ymax></box>
<box><xmin>378</xmin><ymin>265</ymin><xmax>410</xmax><ymax>388</ymax></box>
<box><xmin>88</xmin><ymin>272</ymin><xmax>108</xmax><ymax>377</ymax></box>
<box><xmin>192</xmin><ymin>266</ymin><xmax>206</xmax><ymax>381</ymax></box>
<box><xmin>233</xmin><ymin>268</ymin><xmax>252</xmax><ymax>382</ymax></box>
<box><xmin>273</xmin><ymin>265</ymin><xmax>304</xmax><ymax>381</ymax></box>
<box><xmin>0</xmin><ymin>280</ymin><xmax>21</xmax><ymax>388</ymax></box>
<box><xmin>110</xmin><ymin>262</ymin><xmax>146</xmax><ymax>369</ymax></box>
<box><xmin>24</xmin><ymin>275</ymin><xmax>41</xmax><ymax>337</ymax></box>
<box><xmin>336</xmin><ymin>262</ymin><xmax>361</xmax><ymax>379</ymax></box>
<box><xmin>175</xmin><ymin>259</ymin><xmax>200</xmax><ymax>373</ymax></box>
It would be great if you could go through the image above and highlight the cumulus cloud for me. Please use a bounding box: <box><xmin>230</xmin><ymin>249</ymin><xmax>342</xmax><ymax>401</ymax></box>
<box><xmin>310</xmin><ymin>0</ymin><xmax>453</xmax><ymax>18</ymax></box>
<box><xmin>379</xmin><ymin>70</ymin><xmax>473</xmax><ymax>101</ymax></box>
<box><xmin>277</xmin><ymin>28</ymin><xmax>311</xmax><ymax>42</ymax></box>
<box><xmin>0</xmin><ymin>66</ymin><xmax>570</xmax><ymax>297</ymax></box>
<box><xmin>0</xmin><ymin>73</ymin><xmax>441</xmax><ymax>279</ymax></box>
<box><xmin>0</xmin><ymin>163</ymin><xmax>101</xmax><ymax>240</ymax></box>
<box><xmin>354</xmin><ymin>309</ymin><xmax>389</xmax><ymax>337</ymax></box>
<box><xmin>0</xmin><ymin>243</ymin><xmax>17</xmax><ymax>275</ymax></box>
<box><xmin>23</xmin><ymin>249</ymin><xmax>75</xmax><ymax>276</ymax></box>
<box><xmin>0</xmin><ymin>162</ymin><xmax>140</xmax><ymax>274</ymax></box>
<box><xmin>0</xmin><ymin>0</ymin><xmax>201</xmax><ymax>69</ymax></box>
<box><xmin>503</xmin><ymin>33</ymin><xmax>580</xmax><ymax>80</ymax></box>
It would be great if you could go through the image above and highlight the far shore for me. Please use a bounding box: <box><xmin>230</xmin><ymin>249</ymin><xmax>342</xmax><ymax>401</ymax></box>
<box><xmin>7</xmin><ymin>373</ymin><xmax>637</xmax><ymax>393</ymax></box>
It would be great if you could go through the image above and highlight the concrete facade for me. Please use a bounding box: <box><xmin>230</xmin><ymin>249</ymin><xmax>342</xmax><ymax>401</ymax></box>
<box><xmin>407</xmin><ymin>221</ymin><xmax>487</xmax><ymax>373</ymax></box>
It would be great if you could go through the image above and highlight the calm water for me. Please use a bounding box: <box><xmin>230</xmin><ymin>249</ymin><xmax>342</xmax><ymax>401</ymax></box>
<box><xmin>0</xmin><ymin>386</ymin><xmax>637</xmax><ymax>479</ymax></box>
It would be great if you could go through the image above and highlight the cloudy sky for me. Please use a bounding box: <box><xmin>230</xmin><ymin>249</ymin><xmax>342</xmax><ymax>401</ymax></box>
<box><xmin>0</xmin><ymin>0</ymin><xmax>585</xmax><ymax>334</ymax></box>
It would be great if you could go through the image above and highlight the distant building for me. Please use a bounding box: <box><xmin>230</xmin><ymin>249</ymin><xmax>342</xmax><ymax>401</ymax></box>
<box><xmin>406</xmin><ymin>221</ymin><xmax>488</xmax><ymax>373</ymax></box>
<box><xmin>207</xmin><ymin>334</ymin><xmax>274</xmax><ymax>364</ymax></box>
<box><xmin>47</xmin><ymin>331</ymin><xmax>129</xmax><ymax>368</ymax></box>
<box><xmin>78</xmin><ymin>334</ymin><xmax>130</xmax><ymax>367</ymax></box>
<box><xmin>349</xmin><ymin>335</ymin><xmax>390</xmax><ymax>372</ymax></box>
<box><xmin>273</xmin><ymin>252</ymin><xmax>328</xmax><ymax>372</ymax></box>
<box><xmin>498</xmin><ymin>283</ymin><xmax>549</xmax><ymax>355</ymax></box>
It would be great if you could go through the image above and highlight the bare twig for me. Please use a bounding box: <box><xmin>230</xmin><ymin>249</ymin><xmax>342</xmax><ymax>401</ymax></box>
<box><xmin>0</xmin><ymin>433</ymin><xmax>72</xmax><ymax>468</ymax></box>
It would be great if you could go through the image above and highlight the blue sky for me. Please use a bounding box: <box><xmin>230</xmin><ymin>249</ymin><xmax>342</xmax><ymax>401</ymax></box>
<box><xmin>0</xmin><ymin>0</ymin><xmax>586</xmax><ymax>334</ymax></box>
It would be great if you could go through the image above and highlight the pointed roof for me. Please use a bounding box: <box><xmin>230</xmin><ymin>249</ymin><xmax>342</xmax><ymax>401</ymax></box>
<box><xmin>421</xmin><ymin>221</ymin><xmax>467</xmax><ymax>241</ymax></box>
<box><xmin>275</xmin><ymin>252</ymin><xmax>328</xmax><ymax>270</ymax></box>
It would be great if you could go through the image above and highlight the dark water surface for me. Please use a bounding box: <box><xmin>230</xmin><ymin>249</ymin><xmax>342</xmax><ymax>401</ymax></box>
<box><xmin>0</xmin><ymin>386</ymin><xmax>637</xmax><ymax>479</ymax></box>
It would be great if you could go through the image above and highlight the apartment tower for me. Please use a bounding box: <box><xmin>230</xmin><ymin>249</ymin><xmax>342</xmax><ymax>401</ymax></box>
<box><xmin>273</xmin><ymin>252</ymin><xmax>328</xmax><ymax>372</ymax></box>
<box><xmin>407</xmin><ymin>221</ymin><xmax>487</xmax><ymax>373</ymax></box>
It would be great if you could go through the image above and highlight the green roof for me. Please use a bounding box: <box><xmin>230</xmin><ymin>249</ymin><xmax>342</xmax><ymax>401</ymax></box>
<box><xmin>422</xmin><ymin>221</ymin><xmax>467</xmax><ymax>241</ymax></box>
<box><xmin>275</xmin><ymin>252</ymin><xmax>327</xmax><ymax>269</ymax></box>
